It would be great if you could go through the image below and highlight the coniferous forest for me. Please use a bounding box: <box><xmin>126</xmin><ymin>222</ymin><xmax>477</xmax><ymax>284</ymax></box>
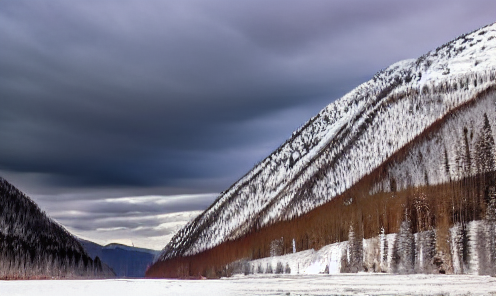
<box><xmin>0</xmin><ymin>178</ymin><xmax>115</xmax><ymax>279</ymax></box>
<box><xmin>147</xmin><ymin>23</ymin><xmax>496</xmax><ymax>278</ymax></box>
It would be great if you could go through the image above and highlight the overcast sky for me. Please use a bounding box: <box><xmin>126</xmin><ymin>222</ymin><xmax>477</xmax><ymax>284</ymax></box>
<box><xmin>1</xmin><ymin>0</ymin><xmax>495</xmax><ymax>250</ymax></box>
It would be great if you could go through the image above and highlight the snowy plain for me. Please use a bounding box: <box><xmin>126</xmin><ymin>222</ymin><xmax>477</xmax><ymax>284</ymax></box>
<box><xmin>2</xmin><ymin>274</ymin><xmax>496</xmax><ymax>296</ymax></box>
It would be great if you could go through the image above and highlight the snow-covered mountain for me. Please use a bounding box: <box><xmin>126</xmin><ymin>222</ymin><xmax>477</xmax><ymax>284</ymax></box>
<box><xmin>0</xmin><ymin>177</ymin><xmax>115</xmax><ymax>279</ymax></box>
<box><xmin>148</xmin><ymin>23</ymin><xmax>496</xmax><ymax>278</ymax></box>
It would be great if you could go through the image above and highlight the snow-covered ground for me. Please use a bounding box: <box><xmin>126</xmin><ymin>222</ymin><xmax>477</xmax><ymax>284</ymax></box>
<box><xmin>2</xmin><ymin>274</ymin><xmax>496</xmax><ymax>296</ymax></box>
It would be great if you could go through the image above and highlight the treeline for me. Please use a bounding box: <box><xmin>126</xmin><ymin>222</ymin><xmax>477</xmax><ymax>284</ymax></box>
<box><xmin>146</xmin><ymin>170</ymin><xmax>496</xmax><ymax>277</ymax></box>
<box><xmin>0</xmin><ymin>177</ymin><xmax>114</xmax><ymax>279</ymax></box>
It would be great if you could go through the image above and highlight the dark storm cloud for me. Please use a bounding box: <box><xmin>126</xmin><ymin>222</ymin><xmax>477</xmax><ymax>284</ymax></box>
<box><xmin>2</xmin><ymin>0</ymin><xmax>494</xmax><ymax>189</ymax></box>
<box><xmin>1</xmin><ymin>0</ymin><xmax>356</xmax><ymax>188</ymax></box>
<box><xmin>1</xmin><ymin>0</ymin><xmax>496</xmax><ymax>248</ymax></box>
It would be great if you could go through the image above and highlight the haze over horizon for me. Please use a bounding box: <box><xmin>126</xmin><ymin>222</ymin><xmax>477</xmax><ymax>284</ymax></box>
<box><xmin>1</xmin><ymin>0</ymin><xmax>495</xmax><ymax>250</ymax></box>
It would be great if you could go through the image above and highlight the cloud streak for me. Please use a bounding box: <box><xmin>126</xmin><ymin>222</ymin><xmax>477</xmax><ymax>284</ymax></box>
<box><xmin>34</xmin><ymin>193</ymin><xmax>216</xmax><ymax>249</ymax></box>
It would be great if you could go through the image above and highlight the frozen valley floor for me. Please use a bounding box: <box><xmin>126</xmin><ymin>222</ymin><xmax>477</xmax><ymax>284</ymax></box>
<box><xmin>2</xmin><ymin>274</ymin><xmax>496</xmax><ymax>296</ymax></box>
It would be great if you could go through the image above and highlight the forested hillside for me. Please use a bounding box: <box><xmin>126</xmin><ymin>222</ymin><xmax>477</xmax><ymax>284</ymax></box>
<box><xmin>0</xmin><ymin>177</ymin><xmax>115</xmax><ymax>279</ymax></box>
<box><xmin>148</xmin><ymin>22</ymin><xmax>496</xmax><ymax>278</ymax></box>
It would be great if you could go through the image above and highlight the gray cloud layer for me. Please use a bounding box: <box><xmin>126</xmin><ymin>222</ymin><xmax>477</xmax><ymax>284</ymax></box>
<box><xmin>32</xmin><ymin>193</ymin><xmax>215</xmax><ymax>249</ymax></box>
<box><xmin>1</xmin><ymin>0</ymin><xmax>495</xmax><ymax>247</ymax></box>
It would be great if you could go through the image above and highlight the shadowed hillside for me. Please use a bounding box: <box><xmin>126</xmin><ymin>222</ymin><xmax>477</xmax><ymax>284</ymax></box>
<box><xmin>0</xmin><ymin>177</ymin><xmax>115</xmax><ymax>279</ymax></box>
<box><xmin>80</xmin><ymin>239</ymin><xmax>159</xmax><ymax>278</ymax></box>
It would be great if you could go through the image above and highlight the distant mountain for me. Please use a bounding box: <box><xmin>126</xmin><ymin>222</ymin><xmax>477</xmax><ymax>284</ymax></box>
<box><xmin>79</xmin><ymin>239</ymin><xmax>159</xmax><ymax>278</ymax></box>
<box><xmin>0</xmin><ymin>177</ymin><xmax>115</xmax><ymax>279</ymax></box>
<box><xmin>148</xmin><ymin>22</ymin><xmax>496</xmax><ymax>278</ymax></box>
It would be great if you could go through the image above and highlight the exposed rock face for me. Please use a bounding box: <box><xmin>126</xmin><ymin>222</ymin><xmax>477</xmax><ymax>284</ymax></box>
<box><xmin>148</xmin><ymin>23</ymin><xmax>496</xmax><ymax>278</ymax></box>
<box><xmin>0</xmin><ymin>177</ymin><xmax>115</xmax><ymax>279</ymax></box>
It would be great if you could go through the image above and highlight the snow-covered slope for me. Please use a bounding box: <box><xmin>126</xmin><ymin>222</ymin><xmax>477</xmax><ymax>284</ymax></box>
<box><xmin>155</xmin><ymin>23</ymin><xmax>496</xmax><ymax>265</ymax></box>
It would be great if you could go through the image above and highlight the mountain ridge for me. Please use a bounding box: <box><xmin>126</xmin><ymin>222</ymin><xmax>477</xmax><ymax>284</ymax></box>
<box><xmin>79</xmin><ymin>239</ymin><xmax>159</xmax><ymax>278</ymax></box>
<box><xmin>148</xmin><ymin>22</ymin><xmax>496</xmax><ymax>278</ymax></box>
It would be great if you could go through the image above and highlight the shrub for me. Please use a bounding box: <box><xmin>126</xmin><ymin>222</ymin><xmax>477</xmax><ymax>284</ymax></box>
<box><xmin>284</xmin><ymin>263</ymin><xmax>291</xmax><ymax>274</ymax></box>
<box><xmin>266</xmin><ymin>263</ymin><xmax>273</xmax><ymax>274</ymax></box>
<box><xmin>257</xmin><ymin>263</ymin><xmax>263</xmax><ymax>274</ymax></box>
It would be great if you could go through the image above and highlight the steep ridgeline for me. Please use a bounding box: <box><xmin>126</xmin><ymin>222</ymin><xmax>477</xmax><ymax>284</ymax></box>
<box><xmin>147</xmin><ymin>23</ymin><xmax>496</xmax><ymax>278</ymax></box>
<box><xmin>0</xmin><ymin>177</ymin><xmax>115</xmax><ymax>279</ymax></box>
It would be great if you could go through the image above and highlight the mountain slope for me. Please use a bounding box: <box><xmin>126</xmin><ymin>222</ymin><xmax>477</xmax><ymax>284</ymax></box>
<box><xmin>0</xmin><ymin>177</ymin><xmax>115</xmax><ymax>279</ymax></box>
<box><xmin>79</xmin><ymin>239</ymin><xmax>159</xmax><ymax>278</ymax></box>
<box><xmin>148</xmin><ymin>23</ymin><xmax>496</xmax><ymax>278</ymax></box>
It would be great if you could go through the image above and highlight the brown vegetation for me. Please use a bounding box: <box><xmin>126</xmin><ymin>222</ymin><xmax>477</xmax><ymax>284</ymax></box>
<box><xmin>147</xmin><ymin>87</ymin><xmax>496</xmax><ymax>279</ymax></box>
<box><xmin>147</xmin><ymin>169</ymin><xmax>496</xmax><ymax>278</ymax></box>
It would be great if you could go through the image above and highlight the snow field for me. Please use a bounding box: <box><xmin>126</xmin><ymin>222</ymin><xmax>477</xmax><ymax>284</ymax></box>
<box><xmin>2</xmin><ymin>274</ymin><xmax>496</xmax><ymax>296</ymax></box>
